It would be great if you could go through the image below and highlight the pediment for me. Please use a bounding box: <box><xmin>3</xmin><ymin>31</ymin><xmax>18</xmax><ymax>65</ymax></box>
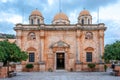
<box><xmin>51</xmin><ymin>41</ymin><xmax>70</xmax><ymax>48</ymax></box>
<box><xmin>85</xmin><ymin>47</ymin><xmax>94</xmax><ymax>51</ymax></box>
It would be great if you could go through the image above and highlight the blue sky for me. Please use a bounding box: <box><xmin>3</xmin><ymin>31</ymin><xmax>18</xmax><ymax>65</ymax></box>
<box><xmin>0</xmin><ymin>0</ymin><xmax>120</xmax><ymax>45</ymax></box>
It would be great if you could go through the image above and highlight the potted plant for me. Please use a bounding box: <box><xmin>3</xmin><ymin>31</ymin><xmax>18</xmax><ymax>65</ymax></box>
<box><xmin>88</xmin><ymin>63</ymin><xmax>96</xmax><ymax>71</ymax></box>
<box><xmin>70</xmin><ymin>68</ymin><xmax>73</xmax><ymax>72</ymax></box>
<box><xmin>104</xmin><ymin>64</ymin><xmax>108</xmax><ymax>72</ymax></box>
<box><xmin>25</xmin><ymin>64</ymin><xmax>34</xmax><ymax>72</ymax></box>
<box><xmin>48</xmin><ymin>68</ymin><xmax>53</xmax><ymax>72</ymax></box>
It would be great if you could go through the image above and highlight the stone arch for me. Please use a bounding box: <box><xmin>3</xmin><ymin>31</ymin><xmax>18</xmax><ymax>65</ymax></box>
<box><xmin>85</xmin><ymin>47</ymin><xmax>94</xmax><ymax>51</ymax></box>
<box><xmin>82</xmin><ymin>19</ymin><xmax>84</xmax><ymax>24</ymax></box>
<box><xmin>27</xmin><ymin>47</ymin><xmax>36</xmax><ymax>51</ymax></box>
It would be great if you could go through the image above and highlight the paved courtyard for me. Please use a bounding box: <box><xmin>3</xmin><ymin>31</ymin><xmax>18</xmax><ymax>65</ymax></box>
<box><xmin>0</xmin><ymin>71</ymin><xmax>120</xmax><ymax>80</ymax></box>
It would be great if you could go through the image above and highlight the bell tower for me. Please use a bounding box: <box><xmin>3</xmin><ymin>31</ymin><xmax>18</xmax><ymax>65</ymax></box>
<box><xmin>29</xmin><ymin>9</ymin><xmax>44</xmax><ymax>25</ymax></box>
<box><xmin>78</xmin><ymin>9</ymin><xmax>92</xmax><ymax>24</ymax></box>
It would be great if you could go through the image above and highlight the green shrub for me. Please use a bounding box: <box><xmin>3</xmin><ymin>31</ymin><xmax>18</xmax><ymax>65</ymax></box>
<box><xmin>48</xmin><ymin>68</ymin><xmax>53</xmax><ymax>72</ymax></box>
<box><xmin>104</xmin><ymin>64</ymin><xmax>108</xmax><ymax>72</ymax></box>
<box><xmin>26</xmin><ymin>64</ymin><xmax>34</xmax><ymax>69</ymax></box>
<box><xmin>70</xmin><ymin>68</ymin><xmax>73</xmax><ymax>72</ymax></box>
<box><xmin>88</xmin><ymin>63</ymin><xmax>96</xmax><ymax>69</ymax></box>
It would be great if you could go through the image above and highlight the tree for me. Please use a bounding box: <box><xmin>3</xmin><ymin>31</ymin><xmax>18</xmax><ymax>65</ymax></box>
<box><xmin>0</xmin><ymin>40</ymin><xmax>28</xmax><ymax>66</ymax></box>
<box><xmin>104</xmin><ymin>41</ymin><xmax>120</xmax><ymax>63</ymax></box>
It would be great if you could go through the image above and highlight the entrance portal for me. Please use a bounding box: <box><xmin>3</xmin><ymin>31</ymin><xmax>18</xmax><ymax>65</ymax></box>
<box><xmin>56</xmin><ymin>53</ymin><xmax>65</xmax><ymax>69</ymax></box>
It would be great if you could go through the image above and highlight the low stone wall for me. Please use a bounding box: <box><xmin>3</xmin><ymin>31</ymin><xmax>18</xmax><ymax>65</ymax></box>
<box><xmin>22</xmin><ymin>64</ymin><xmax>40</xmax><ymax>72</ymax></box>
<box><xmin>114</xmin><ymin>65</ymin><xmax>120</xmax><ymax>76</ymax></box>
<box><xmin>80</xmin><ymin>63</ymin><xmax>104</xmax><ymax>72</ymax></box>
<box><xmin>0</xmin><ymin>67</ymin><xmax>7</xmax><ymax>78</ymax></box>
<box><xmin>16</xmin><ymin>64</ymin><xmax>22</xmax><ymax>72</ymax></box>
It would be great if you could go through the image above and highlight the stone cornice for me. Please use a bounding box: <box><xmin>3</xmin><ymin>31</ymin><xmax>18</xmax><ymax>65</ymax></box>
<box><xmin>14</xmin><ymin>23</ymin><xmax>107</xmax><ymax>31</ymax></box>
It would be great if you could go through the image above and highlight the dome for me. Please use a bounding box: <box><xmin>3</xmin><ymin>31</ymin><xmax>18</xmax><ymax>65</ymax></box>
<box><xmin>53</xmin><ymin>12</ymin><xmax>69</xmax><ymax>21</ymax></box>
<box><xmin>79</xmin><ymin>10</ymin><xmax>90</xmax><ymax>16</ymax></box>
<box><xmin>30</xmin><ymin>10</ymin><xmax>42</xmax><ymax>17</ymax></box>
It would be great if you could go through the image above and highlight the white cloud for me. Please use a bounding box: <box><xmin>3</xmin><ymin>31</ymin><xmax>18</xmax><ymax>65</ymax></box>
<box><xmin>48</xmin><ymin>0</ymin><xmax>54</xmax><ymax>6</ymax></box>
<box><xmin>1</xmin><ymin>0</ymin><xmax>7</xmax><ymax>3</ymax></box>
<box><xmin>91</xmin><ymin>0</ymin><xmax>120</xmax><ymax>25</ymax></box>
<box><xmin>0</xmin><ymin>12</ymin><xmax>22</xmax><ymax>24</ymax></box>
<box><xmin>1</xmin><ymin>0</ymin><xmax>14</xmax><ymax>3</ymax></box>
<box><xmin>69</xmin><ymin>10</ymin><xmax>78</xmax><ymax>24</ymax></box>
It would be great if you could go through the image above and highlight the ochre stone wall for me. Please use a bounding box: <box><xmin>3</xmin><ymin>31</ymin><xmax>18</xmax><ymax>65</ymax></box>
<box><xmin>15</xmin><ymin>27</ymin><xmax>105</xmax><ymax>71</ymax></box>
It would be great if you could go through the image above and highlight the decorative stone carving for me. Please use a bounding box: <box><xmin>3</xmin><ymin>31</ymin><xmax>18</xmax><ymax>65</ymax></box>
<box><xmin>85</xmin><ymin>47</ymin><xmax>94</xmax><ymax>51</ymax></box>
<box><xmin>51</xmin><ymin>41</ymin><xmax>70</xmax><ymax>48</ymax></box>
<box><xmin>28</xmin><ymin>32</ymin><xmax>36</xmax><ymax>40</ymax></box>
<box><xmin>85</xmin><ymin>32</ymin><xmax>93</xmax><ymax>39</ymax></box>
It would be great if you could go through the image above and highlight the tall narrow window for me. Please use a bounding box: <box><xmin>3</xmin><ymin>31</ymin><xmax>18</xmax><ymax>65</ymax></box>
<box><xmin>82</xmin><ymin>19</ymin><xmax>84</xmax><ymax>25</ymax></box>
<box><xmin>86</xmin><ymin>52</ymin><xmax>92</xmax><ymax>62</ymax></box>
<box><xmin>88</xmin><ymin>19</ymin><xmax>90</xmax><ymax>24</ymax></box>
<box><xmin>29</xmin><ymin>53</ymin><xmax>35</xmax><ymax>62</ymax></box>
<box><xmin>37</xmin><ymin>19</ymin><xmax>40</xmax><ymax>24</ymax></box>
<box><xmin>31</xmin><ymin>19</ymin><xmax>34</xmax><ymax>24</ymax></box>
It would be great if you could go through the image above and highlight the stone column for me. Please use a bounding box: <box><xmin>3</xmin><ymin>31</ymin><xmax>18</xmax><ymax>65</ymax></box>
<box><xmin>77</xmin><ymin>38</ymin><xmax>80</xmax><ymax>61</ymax></box>
<box><xmin>15</xmin><ymin>24</ymin><xmax>23</xmax><ymax>49</ymax></box>
<box><xmin>40</xmin><ymin>38</ymin><xmax>44</xmax><ymax>61</ymax></box>
<box><xmin>99</xmin><ymin>30</ymin><xmax>104</xmax><ymax>63</ymax></box>
<box><xmin>75</xmin><ymin>30</ymin><xmax>82</xmax><ymax>71</ymax></box>
<box><xmin>76</xmin><ymin>30</ymin><xmax>81</xmax><ymax>62</ymax></box>
<box><xmin>39</xmin><ymin>30</ymin><xmax>45</xmax><ymax>71</ymax></box>
<box><xmin>40</xmin><ymin>30</ymin><xmax>45</xmax><ymax>62</ymax></box>
<box><xmin>16</xmin><ymin>31</ymin><xmax>22</xmax><ymax>49</ymax></box>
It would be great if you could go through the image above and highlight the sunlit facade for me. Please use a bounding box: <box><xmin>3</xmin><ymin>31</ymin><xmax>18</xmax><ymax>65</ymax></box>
<box><xmin>14</xmin><ymin>9</ymin><xmax>107</xmax><ymax>71</ymax></box>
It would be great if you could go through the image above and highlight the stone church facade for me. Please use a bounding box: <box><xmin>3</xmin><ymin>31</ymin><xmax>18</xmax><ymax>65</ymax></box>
<box><xmin>14</xmin><ymin>9</ymin><xmax>107</xmax><ymax>71</ymax></box>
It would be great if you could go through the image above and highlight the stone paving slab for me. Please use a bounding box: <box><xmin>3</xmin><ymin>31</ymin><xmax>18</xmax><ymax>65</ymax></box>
<box><xmin>0</xmin><ymin>72</ymin><xmax>120</xmax><ymax>80</ymax></box>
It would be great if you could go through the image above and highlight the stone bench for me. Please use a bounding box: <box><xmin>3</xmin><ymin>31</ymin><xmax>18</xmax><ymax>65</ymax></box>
<box><xmin>8</xmin><ymin>71</ymin><xmax>17</xmax><ymax>78</ymax></box>
<box><xmin>111</xmin><ymin>70</ymin><xmax>120</xmax><ymax>76</ymax></box>
<box><xmin>111</xmin><ymin>66</ymin><xmax>120</xmax><ymax>76</ymax></box>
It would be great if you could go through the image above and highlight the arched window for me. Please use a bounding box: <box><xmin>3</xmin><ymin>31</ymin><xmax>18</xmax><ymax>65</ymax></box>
<box><xmin>37</xmin><ymin>19</ymin><xmax>40</xmax><ymax>24</ymax></box>
<box><xmin>31</xmin><ymin>19</ymin><xmax>34</xmax><ymax>24</ymax></box>
<box><xmin>82</xmin><ymin>19</ymin><xmax>84</xmax><ymax>25</ymax></box>
<box><xmin>88</xmin><ymin>19</ymin><xmax>90</xmax><ymax>24</ymax></box>
<box><xmin>28</xmin><ymin>32</ymin><xmax>36</xmax><ymax>40</ymax></box>
<box><xmin>85</xmin><ymin>32</ymin><xmax>93</xmax><ymax>39</ymax></box>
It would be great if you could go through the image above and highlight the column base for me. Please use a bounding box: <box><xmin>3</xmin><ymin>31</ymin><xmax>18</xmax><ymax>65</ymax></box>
<box><xmin>75</xmin><ymin>61</ymin><xmax>82</xmax><ymax>72</ymax></box>
<box><xmin>99</xmin><ymin>63</ymin><xmax>105</xmax><ymax>72</ymax></box>
<box><xmin>39</xmin><ymin>61</ymin><xmax>45</xmax><ymax>72</ymax></box>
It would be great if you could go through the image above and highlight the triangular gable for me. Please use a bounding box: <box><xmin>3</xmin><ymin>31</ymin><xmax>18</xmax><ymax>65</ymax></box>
<box><xmin>51</xmin><ymin>40</ymin><xmax>70</xmax><ymax>48</ymax></box>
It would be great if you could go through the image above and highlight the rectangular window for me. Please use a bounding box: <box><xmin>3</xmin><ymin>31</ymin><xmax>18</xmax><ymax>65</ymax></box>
<box><xmin>86</xmin><ymin>52</ymin><xmax>92</xmax><ymax>62</ymax></box>
<box><xmin>29</xmin><ymin>53</ymin><xmax>35</xmax><ymax>62</ymax></box>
